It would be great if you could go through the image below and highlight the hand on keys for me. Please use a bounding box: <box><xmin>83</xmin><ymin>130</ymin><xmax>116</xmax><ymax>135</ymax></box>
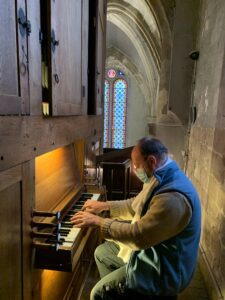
<box><xmin>81</xmin><ymin>200</ymin><xmax>109</xmax><ymax>214</ymax></box>
<box><xmin>70</xmin><ymin>211</ymin><xmax>102</xmax><ymax>228</ymax></box>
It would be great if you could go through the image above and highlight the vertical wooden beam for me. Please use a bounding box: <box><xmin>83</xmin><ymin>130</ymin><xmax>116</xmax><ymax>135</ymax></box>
<box><xmin>27</xmin><ymin>0</ymin><xmax>42</xmax><ymax>115</ymax></box>
<box><xmin>22</xmin><ymin>160</ymin><xmax>35</xmax><ymax>300</ymax></box>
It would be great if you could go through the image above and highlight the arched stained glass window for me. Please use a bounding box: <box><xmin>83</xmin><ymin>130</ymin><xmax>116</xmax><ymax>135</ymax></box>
<box><xmin>112</xmin><ymin>79</ymin><xmax>127</xmax><ymax>148</ymax></box>
<box><xmin>103</xmin><ymin>71</ymin><xmax>128</xmax><ymax>149</ymax></box>
<box><xmin>103</xmin><ymin>80</ymin><xmax>110</xmax><ymax>148</ymax></box>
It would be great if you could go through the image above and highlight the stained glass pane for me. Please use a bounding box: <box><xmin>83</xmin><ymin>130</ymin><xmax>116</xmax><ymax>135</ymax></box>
<box><xmin>118</xmin><ymin>70</ymin><xmax>124</xmax><ymax>76</ymax></box>
<box><xmin>107</xmin><ymin>69</ymin><xmax>116</xmax><ymax>78</ymax></box>
<box><xmin>103</xmin><ymin>80</ymin><xmax>110</xmax><ymax>148</ymax></box>
<box><xmin>112</xmin><ymin>79</ymin><xmax>127</xmax><ymax>149</ymax></box>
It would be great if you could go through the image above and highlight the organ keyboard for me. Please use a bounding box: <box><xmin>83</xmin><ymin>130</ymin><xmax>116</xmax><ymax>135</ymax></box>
<box><xmin>33</xmin><ymin>191</ymin><xmax>101</xmax><ymax>272</ymax></box>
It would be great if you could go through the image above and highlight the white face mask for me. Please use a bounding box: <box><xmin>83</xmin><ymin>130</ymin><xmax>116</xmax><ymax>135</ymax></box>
<box><xmin>135</xmin><ymin>168</ymin><xmax>150</xmax><ymax>183</ymax></box>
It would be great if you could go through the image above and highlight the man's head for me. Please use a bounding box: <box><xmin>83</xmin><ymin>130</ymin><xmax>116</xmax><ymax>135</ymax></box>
<box><xmin>131</xmin><ymin>137</ymin><xmax>168</xmax><ymax>183</ymax></box>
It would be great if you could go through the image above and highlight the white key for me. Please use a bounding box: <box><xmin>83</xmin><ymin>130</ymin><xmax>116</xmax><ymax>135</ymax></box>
<box><xmin>62</xmin><ymin>241</ymin><xmax>74</xmax><ymax>247</ymax></box>
<box><xmin>61</xmin><ymin>227</ymin><xmax>81</xmax><ymax>246</ymax></box>
<box><xmin>64</xmin><ymin>227</ymin><xmax>80</xmax><ymax>242</ymax></box>
<box><xmin>91</xmin><ymin>193</ymin><xmax>100</xmax><ymax>201</ymax></box>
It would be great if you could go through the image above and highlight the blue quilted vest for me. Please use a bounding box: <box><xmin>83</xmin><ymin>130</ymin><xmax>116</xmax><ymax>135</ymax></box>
<box><xmin>125</xmin><ymin>160</ymin><xmax>201</xmax><ymax>296</ymax></box>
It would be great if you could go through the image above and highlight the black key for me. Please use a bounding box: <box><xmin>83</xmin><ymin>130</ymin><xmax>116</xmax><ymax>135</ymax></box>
<box><xmin>77</xmin><ymin>200</ymin><xmax>86</xmax><ymax>204</ymax></box>
<box><xmin>63</xmin><ymin>217</ymin><xmax>72</xmax><ymax>222</ymax></box>
<box><xmin>66</xmin><ymin>213</ymin><xmax>75</xmax><ymax>217</ymax></box>
<box><xmin>82</xmin><ymin>193</ymin><xmax>93</xmax><ymax>197</ymax></box>
<box><xmin>60</xmin><ymin>233</ymin><xmax>69</xmax><ymax>237</ymax></box>
<box><xmin>59</xmin><ymin>229</ymin><xmax>70</xmax><ymax>233</ymax></box>
<box><xmin>61</xmin><ymin>222</ymin><xmax>73</xmax><ymax>228</ymax></box>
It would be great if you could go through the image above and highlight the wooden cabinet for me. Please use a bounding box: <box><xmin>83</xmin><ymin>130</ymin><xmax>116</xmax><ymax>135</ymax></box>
<box><xmin>0</xmin><ymin>1</ymin><xmax>106</xmax><ymax>299</ymax></box>
<box><xmin>88</xmin><ymin>0</ymin><xmax>107</xmax><ymax>115</ymax></box>
<box><xmin>27</xmin><ymin>0</ymin><xmax>42</xmax><ymax>115</ymax></box>
<box><xmin>40</xmin><ymin>0</ymin><xmax>83</xmax><ymax>116</ymax></box>
<box><xmin>98</xmin><ymin>147</ymin><xmax>143</xmax><ymax>200</ymax></box>
<box><xmin>0</xmin><ymin>0</ymin><xmax>29</xmax><ymax>115</ymax></box>
<box><xmin>0</xmin><ymin>163</ymin><xmax>34</xmax><ymax>300</ymax></box>
<box><xmin>0</xmin><ymin>0</ymin><xmax>106</xmax><ymax>117</ymax></box>
<box><xmin>101</xmin><ymin>158</ymin><xmax>131</xmax><ymax>200</ymax></box>
<box><xmin>40</xmin><ymin>0</ymin><xmax>107</xmax><ymax>116</ymax></box>
<box><xmin>0</xmin><ymin>167</ymin><xmax>22</xmax><ymax>299</ymax></box>
<box><xmin>81</xmin><ymin>0</ymin><xmax>90</xmax><ymax>114</ymax></box>
<box><xmin>96</xmin><ymin>0</ymin><xmax>107</xmax><ymax>115</ymax></box>
<box><xmin>51</xmin><ymin>0</ymin><xmax>82</xmax><ymax>116</ymax></box>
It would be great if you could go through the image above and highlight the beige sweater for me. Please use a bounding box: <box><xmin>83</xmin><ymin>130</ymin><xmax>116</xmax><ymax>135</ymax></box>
<box><xmin>100</xmin><ymin>176</ymin><xmax>192</xmax><ymax>263</ymax></box>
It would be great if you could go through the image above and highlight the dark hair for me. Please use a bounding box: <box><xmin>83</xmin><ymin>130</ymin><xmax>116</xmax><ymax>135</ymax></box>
<box><xmin>137</xmin><ymin>137</ymin><xmax>168</xmax><ymax>160</ymax></box>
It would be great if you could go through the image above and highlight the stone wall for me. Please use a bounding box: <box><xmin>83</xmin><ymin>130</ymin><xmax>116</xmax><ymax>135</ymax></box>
<box><xmin>186</xmin><ymin>1</ymin><xmax>225</xmax><ymax>298</ymax></box>
<box><xmin>169</xmin><ymin>0</ymin><xmax>200</xmax><ymax>125</ymax></box>
<box><xmin>126</xmin><ymin>77</ymin><xmax>149</xmax><ymax>147</ymax></box>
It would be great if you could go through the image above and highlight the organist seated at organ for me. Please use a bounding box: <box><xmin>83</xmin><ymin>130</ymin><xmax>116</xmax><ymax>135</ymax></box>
<box><xmin>71</xmin><ymin>137</ymin><xmax>201</xmax><ymax>300</ymax></box>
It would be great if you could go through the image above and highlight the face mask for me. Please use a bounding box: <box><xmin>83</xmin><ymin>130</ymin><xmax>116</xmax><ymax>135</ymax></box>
<box><xmin>135</xmin><ymin>168</ymin><xmax>150</xmax><ymax>183</ymax></box>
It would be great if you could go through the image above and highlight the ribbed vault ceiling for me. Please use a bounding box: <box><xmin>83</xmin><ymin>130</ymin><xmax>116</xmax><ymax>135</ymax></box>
<box><xmin>106</xmin><ymin>0</ymin><xmax>171</xmax><ymax>117</ymax></box>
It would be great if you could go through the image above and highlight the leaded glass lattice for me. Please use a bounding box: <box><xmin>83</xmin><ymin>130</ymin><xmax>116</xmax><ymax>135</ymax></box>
<box><xmin>103</xmin><ymin>80</ymin><xmax>110</xmax><ymax>148</ymax></box>
<box><xmin>112</xmin><ymin>79</ymin><xmax>127</xmax><ymax>149</ymax></box>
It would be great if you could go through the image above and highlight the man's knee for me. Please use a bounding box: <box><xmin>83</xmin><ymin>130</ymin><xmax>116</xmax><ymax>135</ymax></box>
<box><xmin>94</xmin><ymin>243</ymin><xmax>106</xmax><ymax>262</ymax></box>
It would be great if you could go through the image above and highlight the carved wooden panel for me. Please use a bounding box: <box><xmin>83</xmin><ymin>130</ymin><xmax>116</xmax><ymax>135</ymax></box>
<box><xmin>50</xmin><ymin>0</ymin><xmax>82</xmax><ymax>116</ymax></box>
<box><xmin>81</xmin><ymin>0</ymin><xmax>90</xmax><ymax>114</ymax></box>
<box><xmin>95</xmin><ymin>0</ymin><xmax>107</xmax><ymax>115</ymax></box>
<box><xmin>27</xmin><ymin>0</ymin><xmax>42</xmax><ymax>115</ymax></box>
<box><xmin>0</xmin><ymin>0</ymin><xmax>29</xmax><ymax>115</ymax></box>
<box><xmin>0</xmin><ymin>115</ymin><xmax>103</xmax><ymax>172</ymax></box>
<box><xmin>87</xmin><ymin>0</ymin><xmax>106</xmax><ymax>115</ymax></box>
<box><xmin>0</xmin><ymin>166</ymin><xmax>22</xmax><ymax>299</ymax></box>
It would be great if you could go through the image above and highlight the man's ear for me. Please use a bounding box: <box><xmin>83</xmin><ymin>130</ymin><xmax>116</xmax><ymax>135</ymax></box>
<box><xmin>147</xmin><ymin>155</ymin><xmax>157</xmax><ymax>168</ymax></box>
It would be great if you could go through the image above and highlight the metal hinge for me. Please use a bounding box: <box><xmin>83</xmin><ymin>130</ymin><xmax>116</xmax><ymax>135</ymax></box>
<box><xmin>18</xmin><ymin>7</ymin><xmax>31</xmax><ymax>37</ymax></box>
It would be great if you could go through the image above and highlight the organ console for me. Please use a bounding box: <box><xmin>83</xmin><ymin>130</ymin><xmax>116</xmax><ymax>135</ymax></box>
<box><xmin>30</xmin><ymin>142</ymin><xmax>104</xmax><ymax>284</ymax></box>
<box><xmin>33</xmin><ymin>191</ymin><xmax>101</xmax><ymax>272</ymax></box>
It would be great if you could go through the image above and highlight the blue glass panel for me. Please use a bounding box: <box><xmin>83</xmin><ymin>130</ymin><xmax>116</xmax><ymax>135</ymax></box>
<box><xmin>112</xmin><ymin>79</ymin><xmax>127</xmax><ymax>149</ymax></box>
<box><xmin>118</xmin><ymin>70</ymin><xmax>124</xmax><ymax>76</ymax></box>
<box><xmin>104</xmin><ymin>80</ymin><xmax>110</xmax><ymax>148</ymax></box>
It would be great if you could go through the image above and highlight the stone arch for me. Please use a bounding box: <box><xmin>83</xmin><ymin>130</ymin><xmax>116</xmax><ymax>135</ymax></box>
<box><xmin>145</xmin><ymin>0</ymin><xmax>173</xmax><ymax>118</ymax></box>
<box><xmin>106</xmin><ymin>0</ymin><xmax>172</xmax><ymax>119</ymax></box>
<box><xmin>106</xmin><ymin>46</ymin><xmax>151</xmax><ymax>103</ymax></box>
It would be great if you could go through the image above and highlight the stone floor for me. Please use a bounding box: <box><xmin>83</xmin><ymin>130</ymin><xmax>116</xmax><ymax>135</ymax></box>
<box><xmin>178</xmin><ymin>264</ymin><xmax>210</xmax><ymax>300</ymax></box>
<box><xmin>80</xmin><ymin>263</ymin><xmax>210</xmax><ymax>300</ymax></box>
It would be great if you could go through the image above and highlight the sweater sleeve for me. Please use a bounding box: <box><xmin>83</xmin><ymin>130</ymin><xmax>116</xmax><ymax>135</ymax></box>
<box><xmin>100</xmin><ymin>192</ymin><xmax>192</xmax><ymax>250</ymax></box>
<box><xmin>107</xmin><ymin>197</ymin><xmax>136</xmax><ymax>220</ymax></box>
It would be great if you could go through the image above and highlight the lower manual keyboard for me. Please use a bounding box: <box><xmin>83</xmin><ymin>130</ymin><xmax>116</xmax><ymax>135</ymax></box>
<box><xmin>34</xmin><ymin>192</ymin><xmax>101</xmax><ymax>271</ymax></box>
<box><xmin>56</xmin><ymin>192</ymin><xmax>100</xmax><ymax>247</ymax></box>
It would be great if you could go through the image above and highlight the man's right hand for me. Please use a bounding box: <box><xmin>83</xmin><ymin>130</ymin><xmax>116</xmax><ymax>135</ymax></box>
<box><xmin>82</xmin><ymin>200</ymin><xmax>110</xmax><ymax>214</ymax></box>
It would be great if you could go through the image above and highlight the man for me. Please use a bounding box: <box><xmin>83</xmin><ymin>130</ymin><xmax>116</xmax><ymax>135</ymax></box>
<box><xmin>71</xmin><ymin>137</ymin><xmax>201</xmax><ymax>300</ymax></box>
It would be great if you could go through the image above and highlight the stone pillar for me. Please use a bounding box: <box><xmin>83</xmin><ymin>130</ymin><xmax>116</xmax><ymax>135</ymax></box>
<box><xmin>168</xmin><ymin>0</ymin><xmax>200</xmax><ymax>125</ymax></box>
